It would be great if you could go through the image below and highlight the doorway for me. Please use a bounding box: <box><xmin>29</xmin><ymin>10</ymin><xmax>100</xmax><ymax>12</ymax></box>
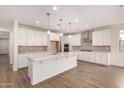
<box><xmin>0</xmin><ymin>31</ymin><xmax>9</xmax><ymax>55</ymax></box>
<box><xmin>50</xmin><ymin>41</ymin><xmax>59</xmax><ymax>54</ymax></box>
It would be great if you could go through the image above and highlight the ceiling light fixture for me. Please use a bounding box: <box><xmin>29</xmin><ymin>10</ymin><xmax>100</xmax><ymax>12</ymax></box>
<box><xmin>69</xmin><ymin>34</ymin><xmax>71</xmax><ymax>38</ymax></box>
<box><xmin>60</xmin><ymin>33</ymin><xmax>63</xmax><ymax>37</ymax></box>
<box><xmin>59</xmin><ymin>18</ymin><xmax>62</xmax><ymax>29</ymax></box>
<box><xmin>47</xmin><ymin>30</ymin><xmax>50</xmax><ymax>34</ymax></box>
<box><xmin>36</xmin><ymin>20</ymin><xmax>40</xmax><ymax>24</ymax></box>
<box><xmin>68</xmin><ymin>22</ymin><xmax>71</xmax><ymax>32</ymax></box>
<box><xmin>75</xmin><ymin>19</ymin><xmax>79</xmax><ymax>23</ymax></box>
<box><xmin>53</xmin><ymin>6</ymin><xmax>58</xmax><ymax>11</ymax></box>
<box><xmin>56</xmin><ymin>24</ymin><xmax>61</xmax><ymax>29</ymax></box>
<box><xmin>68</xmin><ymin>22</ymin><xmax>72</xmax><ymax>38</ymax></box>
<box><xmin>46</xmin><ymin>13</ymin><xmax>51</xmax><ymax>34</ymax></box>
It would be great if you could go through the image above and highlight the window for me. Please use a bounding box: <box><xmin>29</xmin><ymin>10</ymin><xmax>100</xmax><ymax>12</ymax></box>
<box><xmin>120</xmin><ymin>30</ymin><xmax>124</xmax><ymax>52</ymax></box>
<box><xmin>120</xmin><ymin>30</ymin><xmax>124</xmax><ymax>40</ymax></box>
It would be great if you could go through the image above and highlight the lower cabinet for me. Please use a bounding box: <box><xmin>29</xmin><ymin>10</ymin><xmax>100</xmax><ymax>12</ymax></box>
<box><xmin>18</xmin><ymin>54</ymin><xmax>28</xmax><ymax>68</ymax></box>
<box><xmin>78</xmin><ymin>52</ymin><xmax>110</xmax><ymax>66</ymax></box>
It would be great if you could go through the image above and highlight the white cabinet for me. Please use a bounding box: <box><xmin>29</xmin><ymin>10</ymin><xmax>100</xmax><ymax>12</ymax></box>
<box><xmin>41</xmin><ymin>33</ymin><xmax>48</xmax><ymax>46</ymax></box>
<box><xmin>33</xmin><ymin>31</ymin><xmax>42</xmax><ymax>46</ymax></box>
<box><xmin>18</xmin><ymin>54</ymin><xmax>28</xmax><ymax>68</ymax></box>
<box><xmin>104</xmin><ymin>30</ymin><xmax>111</xmax><ymax>45</ymax></box>
<box><xmin>92</xmin><ymin>30</ymin><xmax>111</xmax><ymax>46</ymax></box>
<box><xmin>71</xmin><ymin>34</ymin><xmax>81</xmax><ymax>46</ymax></box>
<box><xmin>64</xmin><ymin>35</ymin><xmax>70</xmax><ymax>44</ymax></box>
<box><xmin>50</xmin><ymin>32</ymin><xmax>60</xmax><ymax>41</ymax></box>
<box><xmin>27</xmin><ymin>30</ymin><xmax>35</xmax><ymax>46</ymax></box>
<box><xmin>92</xmin><ymin>31</ymin><xmax>98</xmax><ymax>46</ymax></box>
<box><xmin>18</xmin><ymin>28</ymin><xmax>28</xmax><ymax>45</ymax></box>
<box><xmin>78</xmin><ymin>52</ymin><xmax>110</xmax><ymax>66</ymax></box>
<box><xmin>18</xmin><ymin>28</ymin><xmax>48</xmax><ymax>46</ymax></box>
<box><xmin>64</xmin><ymin>34</ymin><xmax>81</xmax><ymax>46</ymax></box>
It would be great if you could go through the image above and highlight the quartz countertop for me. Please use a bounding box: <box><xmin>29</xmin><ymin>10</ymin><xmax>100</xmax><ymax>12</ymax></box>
<box><xmin>27</xmin><ymin>52</ymin><xmax>77</xmax><ymax>62</ymax></box>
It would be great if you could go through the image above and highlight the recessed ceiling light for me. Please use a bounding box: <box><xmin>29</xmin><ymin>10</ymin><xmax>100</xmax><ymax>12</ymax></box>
<box><xmin>75</xmin><ymin>19</ymin><xmax>79</xmax><ymax>23</ymax></box>
<box><xmin>36</xmin><ymin>21</ymin><xmax>40</xmax><ymax>24</ymax></box>
<box><xmin>53</xmin><ymin>6</ymin><xmax>58</xmax><ymax>11</ymax></box>
<box><xmin>85</xmin><ymin>25</ymin><xmax>88</xmax><ymax>28</ymax></box>
<box><xmin>47</xmin><ymin>30</ymin><xmax>50</xmax><ymax>34</ymax></box>
<box><xmin>60</xmin><ymin>33</ymin><xmax>63</xmax><ymax>37</ymax></box>
<box><xmin>69</xmin><ymin>34</ymin><xmax>71</xmax><ymax>38</ymax></box>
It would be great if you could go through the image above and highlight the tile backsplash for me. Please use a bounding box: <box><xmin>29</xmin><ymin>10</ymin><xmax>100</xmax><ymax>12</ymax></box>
<box><xmin>92</xmin><ymin>46</ymin><xmax>111</xmax><ymax>52</ymax></box>
<box><xmin>73</xmin><ymin>46</ymin><xmax>81</xmax><ymax>51</ymax></box>
<box><xmin>18</xmin><ymin>46</ymin><xmax>47</xmax><ymax>53</ymax></box>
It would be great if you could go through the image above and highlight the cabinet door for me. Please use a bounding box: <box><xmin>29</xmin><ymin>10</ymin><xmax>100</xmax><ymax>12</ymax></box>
<box><xmin>18</xmin><ymin>28</ymin><xmax>28</xmax><ymax>45</ymax></box>
<box><xmin>92</xmin><ymin>31</ymin><xmax>98</xmax><ymax>46</ymax></box>
<box><xmin>104</xmin><ymin>30</ymin><xmax>111</xmax><ymax>45</ymax></box>
<box><xmin>27</xmin><ymin>30</ymin><xmax>35</xmax><ymax>46</ymax></box>
<box><xmin>71</xmin><ymin>34</ymin><xmax>81</xmax><ymax>46</ymax></box>
<box><xmin>85</xmin><ymin>52</ymin><xmax>89</xmax><ymax>61</ymax></box>
<box><xmin>64</xmin><ymin>36</ymin><xmax>70</xmax><ymax>44</ymax></box>
<box><xmin>95</xmin><ymin>53</ymin><xmax>101</xmax><ymax>64</ymax></box>
<box><xmin>92</xmin><ymin>30</ymin><xmax>111</xmax><ymax>46</ymax></box>
<box><xmin>90</xmin><ymin>52</ymin><xmax>96</xmax><ymax>63</ymax></box>
<box><xmin>34</xmin><ymin>31</ymin><xmax>42</xmax><ymax>46</ymax></box>
<box><xmin>18</xmin><ymin>55</ymin><xmax>28</xmax><ymax>68</ymax></box>
<box><xmin>97</xmin><ymin>31</ymin><xmax>103</xmax><ymax>46</ymax></box>
<box><xmin>77</xmin><ymin>52</ymin><xmax>82</xmax><ymax>60</ymax></box>
<box><xmin>100</xmin><ymin>54</ymin><xmax>106</xmax><ymax>65</ymax></box>
<box><xmin>41</xmin><ymin>32</ymin><xmax>48</xmax><ymax>46</ymax></box>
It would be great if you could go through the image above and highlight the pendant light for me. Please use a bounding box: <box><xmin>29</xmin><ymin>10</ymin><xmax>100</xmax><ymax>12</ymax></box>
<box><xmin>59</xmin><ymin>18</ymin><xmax>63</xmax><ymax>37</ymax></box>
<box><xmin>68</xmin><ymin>22</ymin><xmax>71</xmax><ymax>38</ymax></box>
<box><xmin>46</xmin><ymin>13</ymin><xmax>50</xmax><ymax>34</ymax></box>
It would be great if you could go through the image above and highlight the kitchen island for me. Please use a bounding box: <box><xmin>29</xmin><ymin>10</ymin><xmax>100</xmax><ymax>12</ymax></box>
<box><xmin>27</xmin><ymin>52</ymin><xmax>77</xmax><ymax>85</ymax></box>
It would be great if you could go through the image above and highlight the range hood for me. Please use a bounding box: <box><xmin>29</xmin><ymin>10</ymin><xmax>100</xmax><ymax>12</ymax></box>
<box><xmin>83</xmin><ymin>30</ymin><xmax>92</xmax><ymax>41</ymax></box>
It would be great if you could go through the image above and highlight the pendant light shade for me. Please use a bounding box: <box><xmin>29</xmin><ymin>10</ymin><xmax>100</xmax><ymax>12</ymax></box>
<box><xmin>68</xmin><ymin>22</ymin><xmax>71</xmax><ymax>38</ymax></box>
<box><xmin>59</xmin><ymin>18</ymin><xmax>63</xmax><ymax>37</ymax></box>
<box><xmin>47</xmin><ymin>30</ymin><xmax>50</xmax><ymax>34</ymax></box>
<box><xmin>46</xmin><ymin>13</ymin><xmax>51</xmax><ymax>34</ymax></box>
<box><xmin>60</xmin><ymin>33</ymin><xmax>63</xmax><ymax>37</ymax></box>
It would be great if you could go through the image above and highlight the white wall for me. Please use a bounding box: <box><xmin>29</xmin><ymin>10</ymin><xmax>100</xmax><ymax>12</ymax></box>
<box><xmin>0</xmin><ymin>38</ymin><xmax>9</xmax><ymax>54</ymax></box>
<box><xmin>9</xmin><ymin>31</ymin><xmax>14</xmax><ymax>64</ymax></box>
<box><xmin>110</xmin><ymin>23</ymin><xmax>124</xmax><ymax>67</ymax></box>
<box><xmin>13</xmin><ymin>21</ymin><xmax>18</xmax><ymax>71</ymax></box>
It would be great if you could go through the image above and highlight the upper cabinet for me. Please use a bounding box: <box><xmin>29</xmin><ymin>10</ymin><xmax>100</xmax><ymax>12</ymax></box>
<box><xmin>92</xmin><ymin>30</ymin><xmax>111</xmax><ymax>46</ymax></box>
<box><xmin>71</xmin><ymin>34</ymin><xmax>81</xmax><ymax>46</ymax></box>
<box><xmin>18</xmin><ymin>28</ymin><xmax>28</xmax><ymax>45</ymax></box>
<box><xmin>50</xmin><ymin>32</ymin><xmax>60</xmax><ymax>41</ymax></box>
<box><xmin>18</xmin><ymin>28</ymin><xmax>48</xmax><ymax>46</ymax></box>
<box><xmin>64</xmin><ymin>33</ymin><xmax>81</xmax><ymax>46</ymax></box>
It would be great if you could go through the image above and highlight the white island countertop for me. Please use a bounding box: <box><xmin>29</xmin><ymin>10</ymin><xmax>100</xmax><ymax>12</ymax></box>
<box><xmin>27</xmin><ymin>52</ymin><xmax>77</xmax><ymax>62</ymax></box>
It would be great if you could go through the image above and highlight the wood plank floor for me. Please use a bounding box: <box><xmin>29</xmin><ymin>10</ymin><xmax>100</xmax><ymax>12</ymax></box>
<box><xmin>1</xmin><ymin>54</ymin><xmax>124</xmax><ymax>88</ymax></box>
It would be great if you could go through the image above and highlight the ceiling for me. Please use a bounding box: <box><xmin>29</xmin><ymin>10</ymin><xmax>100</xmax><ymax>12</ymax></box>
<box><xmin>0</xmin><ymin>5</ymin><xmax>124</xmax><ymax>33</ymax></box>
